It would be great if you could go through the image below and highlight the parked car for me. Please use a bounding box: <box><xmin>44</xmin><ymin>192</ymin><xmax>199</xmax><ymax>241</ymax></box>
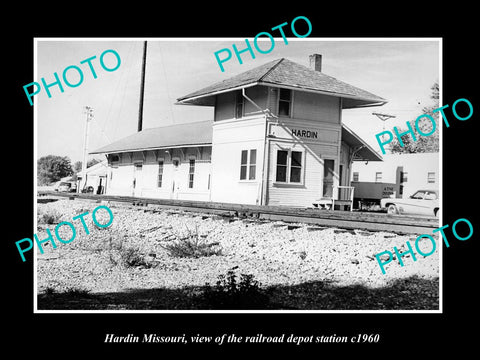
<box><xmin>380</xmin><ymin>189</ymin><xmax>439</xmax><ymax>217</ymax></box>
<box><xmin>55</xmin><ymin>181</ymin><xmax>77</xmax><ymax>193</ymax></box>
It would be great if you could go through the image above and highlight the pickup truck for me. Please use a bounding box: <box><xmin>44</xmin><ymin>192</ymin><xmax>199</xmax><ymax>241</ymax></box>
<box><xmin>380</xmin><ymin>189</ymin><xmax>439</xmax><ymax>217</ymax></box>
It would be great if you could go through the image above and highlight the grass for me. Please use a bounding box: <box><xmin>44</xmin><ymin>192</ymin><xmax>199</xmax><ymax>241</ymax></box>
<box><xmin>119</xmin><ymin>246</ymin><xmax>154</xmax><ymax>268</ymax></box>
<box><xmin>161</xmin><ymin>225</ymin><xmax>222</xmax><ymax>258</ymax></box>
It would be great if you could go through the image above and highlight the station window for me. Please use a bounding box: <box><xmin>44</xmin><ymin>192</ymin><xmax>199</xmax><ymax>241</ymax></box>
<box><xmin>290</xmin><ymin>151</ymin><xmax>302</xmax><ymax>182</ymax></box>
<box><xmin>278</xmin><ymin>88</ymin><xmax>292</xmax><ymax>116</ymax></box>
<box><xmin>275</xmin><ymin>149</ymin><xmax>303</xmax><ymax>183</ymax></box>
<box><xmin>235</xmin><ymin>91</ymin><xmax>244</xmax><ymax>118</ymax></box>
<box><xmin>375</xmin><ymin>172</ymin><xmax>382</xmax><ymax>183</ymax></box>
<box><xmin>157</xmin><ymin>161</ymin><xmax>164</xmax><ymax>188</ymax></box>
<box><xmin>353</xmin><ymin>172</ymin><xmax>359</xmax><ymax>182</ymax></box>
<box><xmin>427</xmin><ymin>172</ymin><xmax>435</xmax><ymax>183</ymax></box>
<box><xmin>249</xmin><ymin>150</ymin><xmax>257</xmax><ymax>180</ymax></box>
<box><xmin>276</xmin><ymin>150</ymin><xmax>288</xmax><ymax>182</ymax></box>
<box><xmin>188</xmin><ymin>159</ymin><xmax>195</xmax><ymax>188</ymax></box>
<box><xmin>240</xmin><ymin>149</ymin><xmax>257</xmax><ymax>180</ymax></box>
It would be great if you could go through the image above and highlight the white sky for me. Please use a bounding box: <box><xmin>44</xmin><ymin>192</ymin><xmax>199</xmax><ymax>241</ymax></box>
<box><xmin>35</xmin><ymin>38</ymin><xmax>440</xmax><ymax>163</ymax></box>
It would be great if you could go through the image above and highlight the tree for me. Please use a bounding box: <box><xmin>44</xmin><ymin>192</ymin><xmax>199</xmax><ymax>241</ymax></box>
<box><xmin>37</xmin><ymin>155</ymin><xmax>74</xmax><ymax>185</ymax></box>
<box><xmin>88</xmin><ymin>158</ymin><xmax>103</xmax><ymax>168</ymax></box>
<box><xmin>389</xmin><ymin>82</ymin><xmax>439</xmax><ymax>154</ymax></box>
<box><xmin>73</xmin><ymin>161</ymin><xmax>82</xmax><ymax>174</ymax></box>
<box><xmin>73</xmin><ymin>158</ymin><xmax>102</xmax><ymax>174</ymax></box>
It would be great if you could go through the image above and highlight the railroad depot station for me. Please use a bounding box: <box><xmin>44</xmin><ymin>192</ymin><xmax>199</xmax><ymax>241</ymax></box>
<box><xmin>91</xmin><ymin>54</ymin><xmax>388</xmax><ymax>208</ymax></box>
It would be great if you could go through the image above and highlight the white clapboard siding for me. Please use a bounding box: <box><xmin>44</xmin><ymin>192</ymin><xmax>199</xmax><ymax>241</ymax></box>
<box><xmin>107</xmin><ymin>164</ymin><xmax>134</xmax><ymax>196</ymax></box>
<box><xmin>292</xmin><ymin>91</ymin><xmax>341</xmax><ymax>123</ymax></box>
<box><xmin>210</xmin><ymin>116</ymin><xmax>266</xmax><ymax>204</ymax></box>
<box><xmin>266</xmin><ymin>118</ymin><xmax>342</xmax><ymax>207</ymax></box>
<box><xmin>215</xmin><ymin>86</ymin><xmax>269</xmax><ymax>122</ymax></box>
<box><xmin>106</xmin><ymin>147</ymin><xmax>212</xmax><ymax>201</ymax></box>
<box><xmin>268</xmin><ymin>87</ymin><xmax>341</xmax><ymax>123</ymax></box>
<box><xmin>267</xmin><ymin>142</ymin><xmax>336</xmax><ymax>207</ymax></box>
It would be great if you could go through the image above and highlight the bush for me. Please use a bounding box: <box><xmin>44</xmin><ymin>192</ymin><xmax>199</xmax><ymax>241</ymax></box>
<box><xmin>120</xmin><ymin>247</ymin><xmax>151</xmax><ymax>268</ymax></box>
<box><xmin>38</xmin><ymin>208</ymin><xmax>62</xmax><ymax>225</ymax></box>
<box><xmin>43</xmin><ymin>287</ymin><xmax>56</xmax><ymax>295</ymax></box>
<box><xmin>161</xmin><ymin>225</ymin><xmax>222</xmax><ymax>258</ymax></box>
<box><xmin>202</xmin><ymin>270</ymin><xmax>270</xmax><ymax>309</ymax></box>
<box><xmin>64</xmin><ymin>287</ymin><xmax>91</xmax><ymax>297</ymax></box>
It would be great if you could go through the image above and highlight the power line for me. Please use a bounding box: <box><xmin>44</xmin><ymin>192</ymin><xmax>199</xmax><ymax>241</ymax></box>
<box><xmin>372</xmin><ymin>112</ymin><xmax>396</xmax><ymax>140</ymax></box>
<box><xmin>158</xmin><ymin>43</ymin><xmax>176</xmax><ymax>124</ymax></box>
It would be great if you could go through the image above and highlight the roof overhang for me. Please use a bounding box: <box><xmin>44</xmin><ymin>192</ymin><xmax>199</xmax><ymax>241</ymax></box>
<box><xmin>90</xmin><ymin>143</ymin><xmax>212</xmax><ymax>155</ymax></box>
<box><xmin>176</xmin><ymin>81</ymin><xmax>387</xmax><ymax>109</ymax></box>
<box><xmin>341</xmin><ymin>124</ymin><xmax>383</xmax><ymax>162</ymax></box>
<box><xmin>175</xmin><ymin>82</ymin><xmax>260</xmax><ymax>106</ymax></box>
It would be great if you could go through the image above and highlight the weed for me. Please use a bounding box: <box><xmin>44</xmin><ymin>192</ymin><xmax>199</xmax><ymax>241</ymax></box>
<box><xmin>63</xmin><ymin>287</ymin><xmax>92</xmax><ymax>297</ymax></box>
<box><xmin>202</xmin><ymin>270</ymin><xmax>270</xmax><ymax>309</ymax></box>
<box><xmin>43</xmin><ymin>287</ymin><xmax>56</xmax><ymax>295</ymax></box>
<box><xmin>299</xmin><ymin>250</ymin><xmax>307</xmax><ymax>260</ymax></box>
<box><xmin>119</xmin><ymin>246</ymin><xmax>153</xmax><ymax>268</ymax></box>
<box><xmin>106</xmin><ymin>236</ymin><xmax>123</xmax><ymax>266</ymax></box>
<box><xmin>161</xmin><ymin>225</ymin><xmax>222</xmax><ymax>258</ymax></box>
<box><xmin>38</xmin><ymin>208</ymin><xmax>62</xmax><ymax>225</ymax></box>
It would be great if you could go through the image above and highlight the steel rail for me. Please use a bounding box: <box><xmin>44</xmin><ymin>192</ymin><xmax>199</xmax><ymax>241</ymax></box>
<box><xmin>37</xmin><ymin>191</ymin><xmax>439</xmax><ymax>235</ymax></box>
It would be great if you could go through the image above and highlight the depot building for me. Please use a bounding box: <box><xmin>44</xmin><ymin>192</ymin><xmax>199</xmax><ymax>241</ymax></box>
<box><xmin>91</xmin><ymin>55</ymin><xmax>385</xmax><ymax>208</ymax></box>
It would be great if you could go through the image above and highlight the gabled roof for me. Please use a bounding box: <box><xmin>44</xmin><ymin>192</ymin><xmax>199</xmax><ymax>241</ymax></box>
<box><xmin>77</xmin><ymin>160</ymin><xmax>108</xmax><ymax>177</ymax></box>
<box><xmin>90</xmin><ymin>120</ymin><xmax>213</xmax><ymax>154</ymax></box>
<box><xmin>176</xmin><ymin>58</ymin><xmax>386</xmax><ymax>109</ymax></box>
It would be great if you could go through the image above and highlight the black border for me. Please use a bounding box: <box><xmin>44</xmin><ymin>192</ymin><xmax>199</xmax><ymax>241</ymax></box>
<box><xmin>7</xmin><ymin>6</ymin><xmax>478</xmax><ymax>355</ymax></box>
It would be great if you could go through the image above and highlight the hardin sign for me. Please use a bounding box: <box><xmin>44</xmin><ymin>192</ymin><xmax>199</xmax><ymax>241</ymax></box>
<box><xmin>291</xmin><ymin>128</ymin><xmax>318</xmax><ymax>139</ymax></box>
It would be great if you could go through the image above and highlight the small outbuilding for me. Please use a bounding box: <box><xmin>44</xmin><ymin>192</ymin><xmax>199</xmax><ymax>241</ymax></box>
<box><xmin>351</xmin><ymin>152</ymin><xmax>439</xmax><ymax>199</ymax></box>
<box><xmin>76</xmin><ymin>159</ymin><xmax>109</xmax><ymax>194</ymax></box>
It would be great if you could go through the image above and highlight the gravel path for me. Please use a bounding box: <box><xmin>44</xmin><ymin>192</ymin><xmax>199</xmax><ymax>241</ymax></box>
<box><xmin>36</xmin><ymin>199</ymin><xmax>439</xmax><ymax>309</ymax></box>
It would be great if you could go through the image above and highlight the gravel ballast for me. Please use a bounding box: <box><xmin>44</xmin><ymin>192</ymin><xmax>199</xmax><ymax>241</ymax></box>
<box><xmin>36</xmin><ymin>198</ymin><xmax>440</xmax><ymax>310</ymax></box>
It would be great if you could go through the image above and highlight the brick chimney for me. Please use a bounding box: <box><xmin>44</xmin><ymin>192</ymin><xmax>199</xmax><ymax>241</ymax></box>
<box><xmin>309</xmin><ymin>54</ymin><xmax>322</xmax><ymax>72</ymax></box>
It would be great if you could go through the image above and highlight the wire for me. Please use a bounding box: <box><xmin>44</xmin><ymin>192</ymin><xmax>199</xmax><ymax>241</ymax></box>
<box><xmin>103</xmin><ymin>42</ymin><xmax>136</xmax><ymax>137</ymax></box>
<box><xmin>158</xmin><ymin>43</ymin><xmax>176</xmax><ymax>124</ymax></box>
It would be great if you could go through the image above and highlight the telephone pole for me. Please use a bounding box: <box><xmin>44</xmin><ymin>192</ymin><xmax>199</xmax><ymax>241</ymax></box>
<box><xmin>80</xmin><ymin>106</ymin><xmax>94</xmax><ymax>192</ymax></box>
<box><xmin>137</xmin><ymin>40</ymin><xmax>147</xmax><ymax>132</ymax></box>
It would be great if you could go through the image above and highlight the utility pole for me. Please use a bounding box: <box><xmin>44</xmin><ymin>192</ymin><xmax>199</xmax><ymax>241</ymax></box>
<box><xmin>137</xmin><ymin>40</ymin><xmax>147</xmax><ymax>132</ymax></box>
<box><xmin>80</xmin><ymin>106</ymin><xmax>94</xmax><ymax>192</ymax></box>
<box><xmin>372</xmin><ymin>112</ymin><xmax>396</xmax><ymax>131</ymax></box>
<box><xmin>373</xmin><ymin>112</ymin><xmax>395</xmax><ymax>155</ymax></box>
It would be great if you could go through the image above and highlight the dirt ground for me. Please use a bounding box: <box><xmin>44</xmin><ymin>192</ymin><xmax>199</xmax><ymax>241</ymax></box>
<box><xmin>36</xmin><ymin>198</ymin><xmax>440</xmax><ymax>310</ymax></box>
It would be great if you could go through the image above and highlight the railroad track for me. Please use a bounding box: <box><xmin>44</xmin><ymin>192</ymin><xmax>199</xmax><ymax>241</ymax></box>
<box><xmin>37</xmin><ymin>191</ymin><xmax>440</xmax><ymax>235</ymax></box>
